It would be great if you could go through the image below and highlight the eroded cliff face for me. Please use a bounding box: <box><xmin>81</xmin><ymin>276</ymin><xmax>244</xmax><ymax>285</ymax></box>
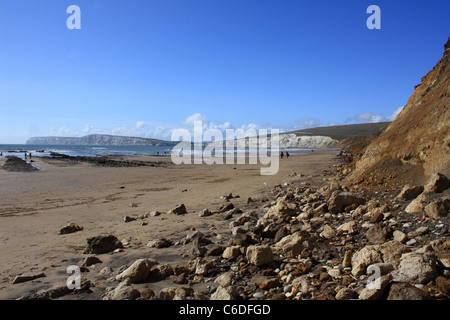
<box><xmin>209</xmin><ymin>134</ymin><xmax>338</xmax><ymax>149</ymax></box>
<box><xmin>348</xmin><ymin>37</ymin><xmax>450</xmax><ymax>186</ymax></box>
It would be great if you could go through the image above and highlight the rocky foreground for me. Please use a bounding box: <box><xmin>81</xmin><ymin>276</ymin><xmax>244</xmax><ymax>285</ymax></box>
<box><xmin>15</xmin><ymin>165</ymin><xmax>449</xmax><ymax>301</ymax></box>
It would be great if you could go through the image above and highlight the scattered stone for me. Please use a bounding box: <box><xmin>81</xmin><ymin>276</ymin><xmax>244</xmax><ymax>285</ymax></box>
<box><xmin>150</xmin><ymin>211</ymin><xmax>161</xmax><ymax>217</ymax></box>
<box><xmin>436</xmin><ymin>276</ymin><xmax>450</xmax><ymax>295</ymax></box>
<box><xmin>424</xmin><ymin>173</ymin><xmax>450</xmax><ymax>193</ymax></box>
<box><xmin>168</xmin><ymin>204</ymin><xmax>187</xmax><ymax>215</ymax></box>
<box><xmin>103</xmin><ymin>281</ymin><xmax>140</xmax><ymax>300</ymax></box>
<box><xmin>405</xmin><ymin>193</ymin><xmax>433</xmax><ymax>214</ymax></box>
<box><xmin>115</xmin><ymin>258</ymin><xmax>155</xmax><ymax>283</ymax></box>
<box><xmin>246</xmin><ymin>245</ymin><xmax>273</xmax><ymax>266</ymax></box>
<box><xmin>328</xmin><ymin>191</ymin><xmax>365</xmax><ymax>214</ymax></box>
<box><xmin>147</xmin><ymin>238</ymin><xmax>173</xmax><ymax>248</ymax></box>
<box><xmin>425</xmin><ymin>201</ymin><xmax>449</xmax><ymax>219</ymax></box>
<box><xmin>214</xmin><ymin>272</ymin><xmax>234</xmax><ymax>287</ymax></box>
<box><xmin>199</xmin><ymin>208</ymin><xmax>212</xmax><ymax>217</ymax></box>
<box><xmin>83</xmin><ymin>235</ymin><xmax>123</xmax><ymax>254</ymax></box>
<box><xmin>210</xmin><ymin>286</ymin><xmax>239</xmax><ymax>300</ymax></box>
<box><xmin>222</xmin><ymin>246</ymin><xmax>242</xmax><ymax>260</ymax></box>
<box><xmin>335</xmin><ymin>288</ymin><xmax>356</xmax><ymax>300</ymax></box>
<box><xmin>396</xmin><ymin>185</ymin><xmax>424</xmax><ymax>201</ymax></box>
<box><xmin>12</xmin><ymin>272</ymin><xmax>46</xmax><ymax>284</ymax></box>
<box><xmin>393</xmin><ymin>230</ymin><xmax>408</xmax><ymax>243</ymax></box>
<box><xmin>81</xmin><ymin>256</ymin><xmax>102</xmax><ymax>267</ymax></box>
<box><xmin>387</xmin><ymin>282</ymin><xmax>431</xmax><ymax>300</ymax></box>
<box><xmin>366</xmin><ymin>223</ymin><xmax>391</xmax><ymax>244</ymax></box>
<box><xmin>252</xmin><ymin>275</ymin><xmax>281</xmax><ymax>290</ymax></box>
<box><xmin>123</xmin><ymin>216</ymin><xmax>136</xmax><ymax>222</ymax></box>
<box><xmin>392</xmin><ymin>253</ymin><xmax>438</xmax><ymax>284</ymax></box>
<box><xmin>58</xmin><ymin>223</ymin><xmax>83</xmax><ymax>235</ymax></box>
<box><xmin>358</xmin><ymin>275</ymin><xmax>392</xmax><ymax>300</ymax></box>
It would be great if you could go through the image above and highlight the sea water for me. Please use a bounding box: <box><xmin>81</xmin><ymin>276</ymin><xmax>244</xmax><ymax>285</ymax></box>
<box><xmin>0</xmin><ymin>144</ymin><xmax>310</xmax><ymax>160</ymax></box>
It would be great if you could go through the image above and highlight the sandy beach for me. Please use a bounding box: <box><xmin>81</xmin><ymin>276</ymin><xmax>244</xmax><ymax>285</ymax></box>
<box><xmin>0</xmin><ymin>150</ymin><xmax>339</xmax><ymax>299</ymax></box>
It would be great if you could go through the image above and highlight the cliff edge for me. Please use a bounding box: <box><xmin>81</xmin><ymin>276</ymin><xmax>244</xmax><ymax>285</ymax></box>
<box><xmin>347</xmin><ymin>37</ymin><xmax>450</xmax><ymax>187</ymax></box>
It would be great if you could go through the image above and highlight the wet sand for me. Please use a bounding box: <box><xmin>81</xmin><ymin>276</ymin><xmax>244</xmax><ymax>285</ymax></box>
<box><xmin>0</xmin><ymin>150</ymin><xmax>339</xmax><ymax>299</ymax></box>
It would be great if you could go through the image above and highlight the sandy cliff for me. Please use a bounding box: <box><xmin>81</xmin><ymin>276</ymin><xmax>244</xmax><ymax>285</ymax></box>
<box><xmin>348</xmin><ymin>37</ymin><xmax>450</xmax><ymax>186</ymax></box>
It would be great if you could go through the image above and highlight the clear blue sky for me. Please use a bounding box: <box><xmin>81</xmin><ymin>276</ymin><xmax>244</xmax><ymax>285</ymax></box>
<box><xmin>0</xmin><ymin>0</ymin><xmax>449</xmax><ymax>143</ymax></box>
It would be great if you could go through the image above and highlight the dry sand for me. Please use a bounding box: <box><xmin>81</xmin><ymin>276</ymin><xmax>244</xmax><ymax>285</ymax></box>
<box><xmin>0</xmin><ymin>150</ymin><xmax>339</xmax><ymax>299</ymax></box>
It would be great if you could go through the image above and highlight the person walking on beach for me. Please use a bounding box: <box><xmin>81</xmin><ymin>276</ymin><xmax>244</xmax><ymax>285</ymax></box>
<box><xmin>280</xmin><ymin>152</ymin><xmax>284</xmax><ymax>159</ymax></box>
<box><xmin>286</xmin><ymin>152</ymin><xmax>290</xmax><ymax>159</ymax></box>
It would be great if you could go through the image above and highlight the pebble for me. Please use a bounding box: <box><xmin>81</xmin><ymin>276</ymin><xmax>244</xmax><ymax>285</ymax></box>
<box><xmin>253</xmin><ymin>292</ymin><xmax>265</xmax><ymax>299</ymax></box>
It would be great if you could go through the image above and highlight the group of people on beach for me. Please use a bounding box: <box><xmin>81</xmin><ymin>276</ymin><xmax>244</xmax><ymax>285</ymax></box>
<box><xmin>280</xmin><ymin>151</ymin><xmax>289</xmax><ymax>159</ymax></box>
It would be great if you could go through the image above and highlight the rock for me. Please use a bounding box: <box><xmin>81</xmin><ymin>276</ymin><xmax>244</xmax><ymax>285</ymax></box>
<box><xmin>152</xmin><ymin>264</ymin><xmax>174</xmax><ymax>279</ymax></box>
<box><xmin>436</xmin><ymin>276</ymin><xmax>450</xmax><ymax>295</ymax></box>
<box><xmin>81</xmin><ymin>256</ymin><xmax>102</xmax><ymax>267</ymax></box>
<box><xmin>168</xmin><ymin>204</ymin><xmax>187</xmax><ymax>215</ymax></box>
<box><xmin>387</xmin><ymin>282</ymin><xmax>431</xmax><ymax>300</ymax></box>
<box><xmin>368</xmin><ymin>263</ymin><xmax>395</xmax><ymax>276</ymax></box>
<box><xmin>264</xmin><ymin>200</ymin><xmax>297</xmax><ymax>220</ymax></box>
<box><xmin>211</xmin><ymin>286</ymin><xmax>239</xmax><ymax>300</ymax></box>
<box><xmin>337</xmin><ymin>221</ymin><xmax>357</xmax><ymax>233</ymax></box>
<box><xmin>251</xmin><ymin>275</ymin><xmax>281</xmax><ymax>290</ymax></box>
<box><xmin>319</xmin><ymin>224</ymin><xmax>336</xmax><ymax>239</ymax></box>
<box><xmin>12</xmin><ymin>272</ymin><xmax>46</xmax><ymax>284</ymax></box>
<box><xmin>83</xmin><ymin>235</ymin><xmax>123</xmax><ymax>254</ymax></box>
<box><xmin>58</xmin><ymin>223</ymin><xmax>83</xmax><ymax>235</ymax></box>
<box><xmin>342</xmin><ymin>251</ymin><xmax>352</xmax><ymax>268</ymax></box>
<box><xmin>150</xmin><ymin>211</ymin><xmax>161</xmax><ymax>217</ymax></box>
<box><xmin>424</xmin><ymin>201</ymin><xmax>449</xmax><ymax>219</ymax></box>
<box><xmin>366</xmin><ymin>223</ymin><xmax>391</xmax><ymax>244</ymax></box>
<box><xmin>102</xmin><ymin>281</ymin><xmax>140</xmax><ymax>300</ymax></box>
<box><xmin>424</xmin><ymin>173</ymin><xmax>450</xmax><ymax>193</ymax></box>
<box><xmin>335</xmin><ymin>288</ymin><xmax>356</xmax><ymax>300</ymax></box>
<box><xmin>378</xmin><ymin>241</ymin><xmax>410</xmax><ymax>267</ymax></box>
<box><xmin>123</xmin><ymin>216</ymin><xmax>136</xmax><ymax>222</ymax></box>
<box><xmin>392</xmin><ymin>253</ymin><xmax>438</xmax><ymax>284</ymax></box>
<box><xmin>207</xmin><ymin>245</ymin><xmax>225</xmax><ymax>256</ymax></box>
<box><xmin>195</xmin><ymin>259</ymin><xmax>213</xmax><ymax>276</ymax></box>
<box><xmin>222</xmin><ymin>246</ymin><xmax>242</xmax><ymax>260</ymax></box>
<box><xmin>408</xmin><ymin>226</ymin><xmax>429</xmax><ymax>238</ymax></box>
<box><xmin>159</xmin><ymin>287</ymin><xmax>177</xmax><ymax>300</ymax></box>
<box><xmin>358</xmin><ymin>274</ymin><xmax>392</xmax><ymax>300</ymax></box>
<box><xmin>147</xmin><ymin>238</ymin><xmax>172</xmax><ymax>248</ymax></box>
<box><xmin>328</xmin><ymin>191</ymin><xmax>365</xmax><ymax>214</ymax></box>
<box><xmin>253</xmin><ymin>292</ymin><xmax>265</xmax><ymax>299</ymax></box>
<box><xmin>405</xmin><ymin>192</ymin><xmax>433</xmax><ymax>214</ymax></box>
<box><xmin>393</xmin><ymin>230</ymin><xmax>408</xmax><ymax>243</ymax></box>
<box><xmin>115</xmin><ymin>258</ymin><xmax>155</xmax><ymax>283</ymax></box>
<box><xmin>174</xmin><ymin>286</ymin><xmax>195</xmax><ymax>300</ymax></box>
<box><xmin>351</xmin><ymin>245</ymin><xmax>383</xmax><ymax>277</ymax></box>
<box><xmin>19</xmin><ymin>279</ymin><xmax>92</xmax><ymax>300</ymax></box>
<box><xmin>273</xmin><ymin>233</ymin><xmax>304</xmax><ymax>258</ymax></box>
<box><xmin>199</xmin><ymin>208</ymin><xmax>212</xmax><ymax>217</ymax></box>
<box><xmin>215</xmin><ymin>272</ymin><xmax>234</xmax><ymax>287</ymax></box>
<box><xmin>396</xmin><ymin>185</ymin><xmax>424</xmax><ymax>201</ymax></box>
<box><xmin>246</xmin><ymin>245</ymin><xmax>273</xmax><ymax>266</ymax></box>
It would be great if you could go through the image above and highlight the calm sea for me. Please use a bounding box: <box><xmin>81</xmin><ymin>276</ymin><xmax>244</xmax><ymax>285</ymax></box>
<box><xmin>0</xmin><ymin>144</ymin><xmax>311</xmax><ymax>160</ymax></box>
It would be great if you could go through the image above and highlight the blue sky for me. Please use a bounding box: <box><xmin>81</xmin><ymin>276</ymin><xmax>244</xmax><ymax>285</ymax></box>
<box><xmin>0</xmin><ymin>0</ymin><xmax>449</xmax><ymax>143</ymax></box>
